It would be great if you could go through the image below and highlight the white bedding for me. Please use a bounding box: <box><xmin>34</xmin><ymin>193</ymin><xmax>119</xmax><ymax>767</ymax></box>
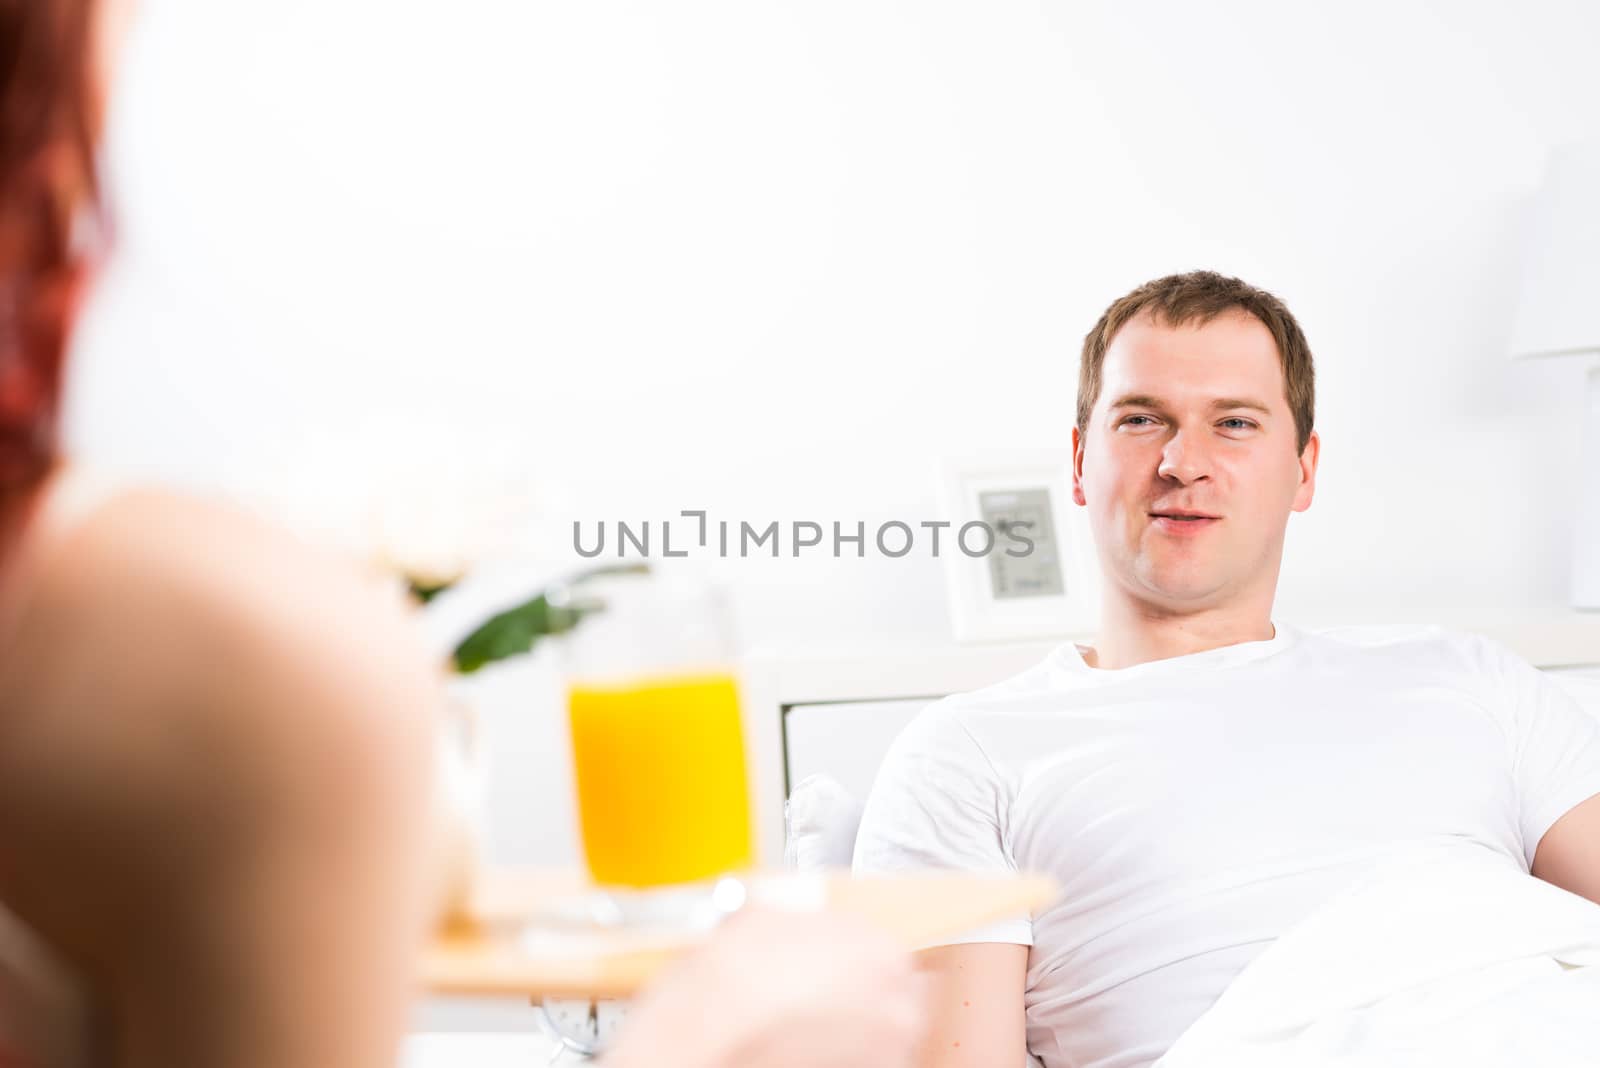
<box><xmin>401</xmin><ymin>1033</ymin><xmax>583</xmax><ymax>1067</ymax></box>
<box><xmin>1153</xmin><ymin>842</ymin><xmax>1600</xmax><ymax>1068</ymax></box>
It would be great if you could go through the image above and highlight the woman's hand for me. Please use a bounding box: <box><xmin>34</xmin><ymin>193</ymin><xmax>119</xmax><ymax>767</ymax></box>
<box><xmin>604</xmin><ymin>906</ymin><xmax>926</xmax><ymax>1068</ymax></box>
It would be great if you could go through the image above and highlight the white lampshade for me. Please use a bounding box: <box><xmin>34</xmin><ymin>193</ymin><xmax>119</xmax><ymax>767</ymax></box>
<box><xmin>1509</xmin><ymin>138</ymin><xmax>1600</xmax><ymax>360</ymax></box>
<box><xmin>1509</xmin><ymin>139</ymin><xmax>1600</xmax><ymax>610</ymax></box>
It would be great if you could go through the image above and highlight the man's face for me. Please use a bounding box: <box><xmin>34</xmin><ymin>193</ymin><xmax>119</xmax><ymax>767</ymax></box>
<box><xmin>1072</xmin><ymin>309</ymin><xmax>1318</xmax><ymax>613</ymax></box>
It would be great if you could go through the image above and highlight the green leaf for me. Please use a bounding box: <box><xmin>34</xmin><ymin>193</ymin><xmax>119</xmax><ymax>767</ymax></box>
<box><xmin>408</xmin><ymin>579</ymin><xmax>455</xmax><ymax>605</ymax></box>
<box><xmin>451</xmin><ymin>595</ymin><xmax>572</xmax><ymax>674</ymax></box>
<box><xmin>448</xmin><ymin>561</ymin><xmax>650</xmax><ymax>674</ymax></box>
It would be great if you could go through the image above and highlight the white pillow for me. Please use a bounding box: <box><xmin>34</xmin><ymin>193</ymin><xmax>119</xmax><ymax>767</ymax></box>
<box><xmin>1547</xmin><ymin>668</ymin><xmax>1600</xmax><ymax>724</ymax></box>
<box><xmin>784</xmin><ymin>773</ymin><xmax>866</xmax><ymax>872</ymax></box>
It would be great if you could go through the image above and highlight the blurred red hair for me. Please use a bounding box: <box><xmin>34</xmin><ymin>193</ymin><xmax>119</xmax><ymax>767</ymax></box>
<box><xmin>0</xmin><ymin>0</ymin><xmax>102</xmax><ymax>514</ymax></box>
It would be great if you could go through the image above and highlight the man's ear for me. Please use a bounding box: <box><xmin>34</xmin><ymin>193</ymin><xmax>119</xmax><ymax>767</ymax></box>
<box><xmin>1072</xmin><ymin>425</ymin><xmax>1087</xmax><ymax>507</ymax></box>
<box><xmin>1291</xmin><ymin>430</ymin><xmax>1320</xmax><ymax>513</ymax></box>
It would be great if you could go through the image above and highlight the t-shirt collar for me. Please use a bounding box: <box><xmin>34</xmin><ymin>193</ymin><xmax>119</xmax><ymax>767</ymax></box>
<box><xmin>1053</xmin><ymin>620</ymin><xmax>1298</xmax><ymax>685</ymax></box>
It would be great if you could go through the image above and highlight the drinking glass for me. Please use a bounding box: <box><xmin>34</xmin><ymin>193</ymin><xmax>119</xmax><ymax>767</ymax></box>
<box><xmin>558</xmin><ymin>567</ymin><xmax>753</xmax><ymax>892</ymax></box>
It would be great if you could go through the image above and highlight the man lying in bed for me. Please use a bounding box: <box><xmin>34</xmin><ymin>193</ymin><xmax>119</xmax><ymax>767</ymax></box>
<box><xmin>852</xmin><ymin>270</ymin><xmax>1600</xmax><ymax>1068</ymax></box>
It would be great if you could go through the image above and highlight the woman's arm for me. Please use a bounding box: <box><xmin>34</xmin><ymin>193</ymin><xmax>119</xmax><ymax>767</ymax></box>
<box><xmin>603</xmin><ymin>907</ymin><xmax>926</xmax><ymax>1068</ymax></box>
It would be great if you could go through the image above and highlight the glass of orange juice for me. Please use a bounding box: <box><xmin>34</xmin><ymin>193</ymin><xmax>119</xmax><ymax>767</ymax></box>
<box><xmin>559</xmin><ymin>567</ymin><xmax>753</xmax><ymax>894</ymax></box>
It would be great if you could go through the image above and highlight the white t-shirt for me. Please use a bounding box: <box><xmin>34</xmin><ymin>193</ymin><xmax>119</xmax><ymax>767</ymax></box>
<box><xmin>852</xmin><ymin>623</ymin><xmax>1600</xmax><ymax>1068</ymax></box>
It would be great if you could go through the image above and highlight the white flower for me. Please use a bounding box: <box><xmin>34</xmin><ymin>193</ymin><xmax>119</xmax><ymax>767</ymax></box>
<box><xmin>252</xmin><ymin>419</ymin><xmax>539</xmax><ymax>592</ymax></box>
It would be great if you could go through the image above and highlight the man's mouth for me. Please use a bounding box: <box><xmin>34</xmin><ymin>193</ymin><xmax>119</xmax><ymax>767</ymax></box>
<box><xmin>1149</xmin><ymin>510</ymin><xmax>1220</xmax><ymax>534</ymax></box>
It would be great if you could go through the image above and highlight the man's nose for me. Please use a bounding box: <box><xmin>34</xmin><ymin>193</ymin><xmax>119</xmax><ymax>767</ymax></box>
<box><xmin>1157</xmin><ymin>430</ymin><xmax>1213</xmax><ymax>485</ymax></box>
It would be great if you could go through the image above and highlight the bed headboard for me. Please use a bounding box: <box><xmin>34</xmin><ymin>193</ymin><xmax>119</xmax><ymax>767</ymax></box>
<box><xmin>740</xmin><ymin>619</ymin><xmax>1600</xmax><ymax>865</ymax></box>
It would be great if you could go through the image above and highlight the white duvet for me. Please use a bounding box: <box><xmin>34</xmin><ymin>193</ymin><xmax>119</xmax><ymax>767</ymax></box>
<box><xmin>1152</xmin><ymin>842</ymin><xmax>1600</xmax><ymax>1067</ymax></box>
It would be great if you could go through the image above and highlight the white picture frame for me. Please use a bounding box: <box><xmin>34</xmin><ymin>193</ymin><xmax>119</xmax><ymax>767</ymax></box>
<box><xmin>936</xmin><ymin>451</ymin><xmax>1099</xmax><ymax>643</ymax></box>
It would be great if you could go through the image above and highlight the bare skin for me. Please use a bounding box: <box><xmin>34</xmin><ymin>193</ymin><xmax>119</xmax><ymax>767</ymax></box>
<box><xmin>0</xmin><ymin>472</ymin><xmax>443</xmax><ymax>1068</ymax></box>
<box><xmin>607</xmin><ymin>907</ymin><xmax>926</xmax><ymax>1068</ymax></box>
<box><xmin>1071</xmin><ymin>309</ymin><xmax>1318</xmax><ymax>670</ymax></box>
<box><xmin>905</xmin><ymin>943</ymin><xmax>1028</xmax><ymax>1067</ymax></box>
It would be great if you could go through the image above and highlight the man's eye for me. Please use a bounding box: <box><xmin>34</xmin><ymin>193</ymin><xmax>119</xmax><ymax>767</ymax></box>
<box><xmin>1219</xmin><ymin>418</ymin><xmax>1257</xmax><ymax>430</ymax></box>
<box><xmin>1120</xmin><ymin>415</ymin><xmax>1157</xmax><ymax>427</ymax></box>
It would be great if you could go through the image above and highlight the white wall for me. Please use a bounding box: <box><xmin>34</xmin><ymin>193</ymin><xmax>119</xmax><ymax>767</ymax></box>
<box><xmin>64</xmin><ymin>0</ymin><xmax>1600</xmax><ymax>866</ymax></box>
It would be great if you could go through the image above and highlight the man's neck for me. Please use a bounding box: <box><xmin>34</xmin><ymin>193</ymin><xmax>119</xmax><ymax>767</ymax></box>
<box><xmin>1082</xmin><ymin>597</ymin><xmax>1276</xmax><ymax>671</ymax></box>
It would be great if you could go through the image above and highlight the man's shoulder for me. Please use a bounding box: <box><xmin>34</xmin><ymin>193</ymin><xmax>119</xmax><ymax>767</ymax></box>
<box><xmin>1304</xmin><ymin>621</ymin><xmax>1455</xmax><ymax>648</ymax></box>
<box><xmin>882</xmin><ymin>650</ymin><xmax>1069</xmax><ymax>763</ymax></box>
<box><xmin>1301</xmin><ymin>622</ymin><xmax>1524</xmax><ymax>684</ymax></box>
<box><xmin>930</xmin><ymin>647</ymin><xmax>1075</xmax><ymax>719</ymax></box>
<box><xmin>1307</xmin><ymin>622</ymin><xmax>1505</xmax><ymax>657</ymax></box>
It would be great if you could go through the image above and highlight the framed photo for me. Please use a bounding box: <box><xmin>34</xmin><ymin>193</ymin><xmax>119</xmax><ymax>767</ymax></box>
<box><xmin>936</xmin><ymin>451</ymin><xmax>1099</xmax><ymax>643</ymax></box>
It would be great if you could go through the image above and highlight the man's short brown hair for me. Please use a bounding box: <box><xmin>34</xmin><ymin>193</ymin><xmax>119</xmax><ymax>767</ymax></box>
<box><xmin>1076</xmin><ymin>271</ymin><xmax>1316</xmax><ymax>454</ymax></box>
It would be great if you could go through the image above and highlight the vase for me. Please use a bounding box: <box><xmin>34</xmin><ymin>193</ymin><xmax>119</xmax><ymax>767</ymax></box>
<box><xmin>433</xmin><ymin>693</ymin><xmax>489</xmax><ymax>925</ymax></box>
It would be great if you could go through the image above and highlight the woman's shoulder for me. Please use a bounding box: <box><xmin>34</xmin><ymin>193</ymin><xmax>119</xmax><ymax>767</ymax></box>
<box><xmin>48</xmin><ymin>474</ymin><xmax>407</xmax><ymax>626</ymax></box>
<box><xmin>7</xmin><ymin>471</ymin><xmax>439</xmax><ymax>712</ymax></box>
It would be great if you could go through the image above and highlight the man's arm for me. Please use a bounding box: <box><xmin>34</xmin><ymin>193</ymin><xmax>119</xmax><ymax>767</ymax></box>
<box><xmin>1531</xmin><ymin>791</ymin><xmax>1600</xmax><ymax>905</ymax></box>
<box><xmin>914</xmin><ymin>942</ymin><xmax>1029</xmax><ymax>1067</ymax></box>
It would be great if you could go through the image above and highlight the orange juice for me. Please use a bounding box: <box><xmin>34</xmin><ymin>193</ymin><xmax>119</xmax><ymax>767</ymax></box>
<box><xmin>567</xmin><ymin>673</ymin><xmax>753</xmax><ymax>887</ymax></box>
